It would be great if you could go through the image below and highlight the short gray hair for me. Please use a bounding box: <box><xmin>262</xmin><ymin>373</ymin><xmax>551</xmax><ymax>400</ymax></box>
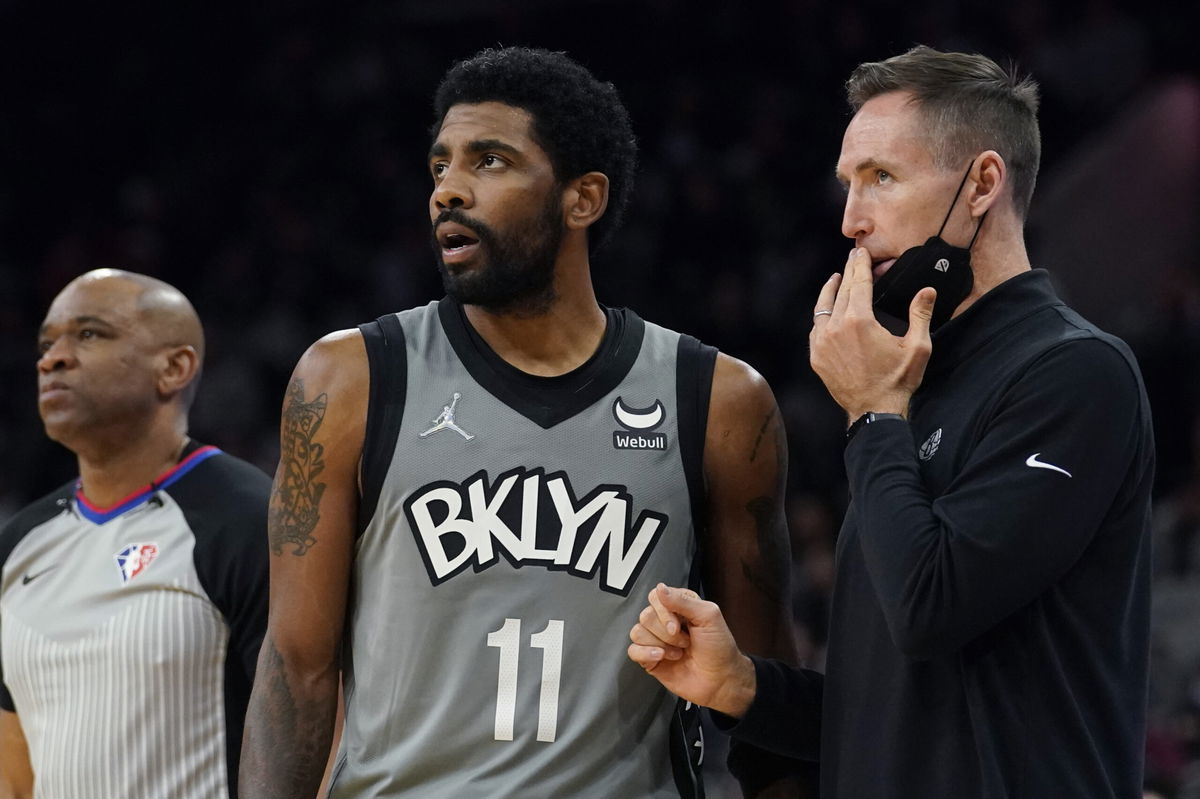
<box><xmin>847</xmin><ymin>45</ymin><xmax>1041</xmax><ymax>219</ymax></box>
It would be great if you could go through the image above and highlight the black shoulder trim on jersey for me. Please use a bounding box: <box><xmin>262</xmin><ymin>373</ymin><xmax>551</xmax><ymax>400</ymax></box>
<box><xmin>0</xmin><ymin>480</ymin><xmax>75</xmax><ymax>574</ymax></box>
<box><xmin>168</xmin><ymin>450</ymin><xmax>271</xmax><ymax>795</ymax></box>
<box><xmin>358</xmin><ymin>313</ymin><xmax>407</xmax><ymax>535</ymax></box>
<box><xmin>676</xmin><ymin>335</ymin><xmax>718</xmax><ymax>554</ymax></box>
<box><xmin>437</xmin><ymin>297</ymin><xmax>645</xmax><ymax>429</ymax></box>
<box><xmin>0</xmin><ymin>480</ymin><xmax>75</xmax><ymax>712</ymax></box>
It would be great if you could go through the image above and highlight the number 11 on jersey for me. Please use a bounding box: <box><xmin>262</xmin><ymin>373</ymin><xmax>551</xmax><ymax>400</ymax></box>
<box><xmin>487</xmin><ymin>618</ymin><xmax>564</xmax><ymax>743</ymax></box>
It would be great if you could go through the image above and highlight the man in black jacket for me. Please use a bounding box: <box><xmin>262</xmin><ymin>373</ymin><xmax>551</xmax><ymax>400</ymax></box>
<box><xmin>629</xmin><ymin>45</ymin><xmax>1154</xmax><ymax>798</ymax></box>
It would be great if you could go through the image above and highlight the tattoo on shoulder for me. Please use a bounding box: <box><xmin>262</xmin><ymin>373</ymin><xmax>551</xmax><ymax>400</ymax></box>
<box><xmin>269</xmin><ymin>378</ymin><xmax>329</xmax><ymax>556</ymax></box>
<box><xmin>749</xmin><ymin>408</ymin><xmax>777</xmax><ymax>463</ymax></box>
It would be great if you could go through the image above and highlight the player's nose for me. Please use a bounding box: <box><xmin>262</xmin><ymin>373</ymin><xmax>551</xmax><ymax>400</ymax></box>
<box><xmin>433</xmin><ymin>164</ymin><xmax>474</xmax><ymax>212</ymax></box>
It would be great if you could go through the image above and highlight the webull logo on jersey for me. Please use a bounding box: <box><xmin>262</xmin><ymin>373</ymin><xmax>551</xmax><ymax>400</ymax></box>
<box><xmin>403</xmin><ymin>467</ymin><xmax>668</xmax><ymax>596</ymax></box>
<box><xmin>611</xmin><ymin>396</ymin><xmax>668</xmax><ymax>450</ymax></box>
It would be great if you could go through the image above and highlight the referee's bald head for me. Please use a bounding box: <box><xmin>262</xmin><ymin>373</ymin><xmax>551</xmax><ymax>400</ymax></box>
<box><xmin>66</xmin><ymin>269</ymin><xmax>204</xmax><ymax>362</ymax></box>
<box><xmin>42</xmin><ymin>269</ymin><xmax>205</xmax><ymax>414</ymax></box>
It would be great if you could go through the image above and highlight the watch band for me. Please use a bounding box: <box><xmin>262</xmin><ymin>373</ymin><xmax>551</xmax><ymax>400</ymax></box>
<box><xmin>846</xmin><ymin>412</ymin><xmax>906</xmax><ymax>442</ymax></box>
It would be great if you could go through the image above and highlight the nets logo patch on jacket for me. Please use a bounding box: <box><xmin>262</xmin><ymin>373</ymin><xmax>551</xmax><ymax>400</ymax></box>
<box><xmin>919</xmin><ymin>428</ymin><xmax>942</xmax><ymax>461</ymax></box>
<box><xmin>115</xmin><ymin>543</ymin><xmax>158</xmax><ymax>584</ymax></box>
<box><xmin>611</xmin><ymin>397</ymin><xmax>668</xmax><ymax>450</ymax></box>
<box><xmin>403</xmin><ymin>467</ymin><xmax>667</xmax><ymax>596</ymax></box>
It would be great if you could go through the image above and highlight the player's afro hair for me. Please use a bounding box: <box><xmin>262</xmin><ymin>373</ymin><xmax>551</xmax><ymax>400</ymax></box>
<box><xmin>432</xmin><ymin>47</ymin><xmax>638</xmax><ymax>255</ymax></box>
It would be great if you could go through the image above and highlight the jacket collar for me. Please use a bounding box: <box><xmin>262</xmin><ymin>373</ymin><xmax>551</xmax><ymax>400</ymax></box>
<box><xmin>924</xmin><ymin>269</ymin><xmax>1063</xmax><ymax>380</ymax></box>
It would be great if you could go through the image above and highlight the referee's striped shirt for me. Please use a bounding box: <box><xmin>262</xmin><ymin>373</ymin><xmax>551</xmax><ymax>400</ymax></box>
<box><xmin>0</xmin><ymin>444</ymin><xmax>269</xmax><ymax>798</ymax></box>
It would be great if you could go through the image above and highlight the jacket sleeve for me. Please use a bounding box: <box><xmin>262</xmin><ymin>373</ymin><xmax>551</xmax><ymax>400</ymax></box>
<box><xmin>848</xmin><ymin>338</ymin><xmax>1149</xmax><ymax>660</ymax></box>
<box><xmin>712</xmin><ymin>656</ymin><xmax>824</xmax><ymax>761</ymax></box>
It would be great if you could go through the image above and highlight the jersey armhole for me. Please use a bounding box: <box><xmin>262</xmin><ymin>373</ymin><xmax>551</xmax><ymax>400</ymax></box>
<box><xmin>357</xmin><ymin>314</ymin><xmax>407</xmax><ymax>536</ymax></box>
<box><xmin>676</xmin><ymin>334</ymin><xmax>718</xmax><ymax>558</ymax></box>
<box><xmin>670</xmin><ymin>337</ymin><xmax>714</xmax><ymax>798</ymax></box>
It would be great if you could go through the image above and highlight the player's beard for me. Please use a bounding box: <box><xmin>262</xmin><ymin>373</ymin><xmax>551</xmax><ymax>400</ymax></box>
<box><xmin>432</xmin><ymin>191</ymin><xmax>564</xmax><ymax>317</ymax></box>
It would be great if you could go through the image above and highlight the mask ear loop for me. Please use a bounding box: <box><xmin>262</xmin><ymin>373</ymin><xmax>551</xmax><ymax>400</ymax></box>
<box><xmin>966</xmin><ymin>209</ymin><xmax>988</xmax><ymax>249</ymax></box>
<box><xmin>936</xmin><ymin>158</ymin><xmax>989</xmax><ymax>249</ymax></box>
<box><xmin>936</xmin><ymin>161</ymin><xmax>975</xmax><ymax>238</ymax></box>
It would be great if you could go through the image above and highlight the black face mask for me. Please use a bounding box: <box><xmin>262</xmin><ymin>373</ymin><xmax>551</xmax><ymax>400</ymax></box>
<box><xmin>872</xmin><ymin>162</ymin><xmax>986</xmax><ymax>330</ymax></box>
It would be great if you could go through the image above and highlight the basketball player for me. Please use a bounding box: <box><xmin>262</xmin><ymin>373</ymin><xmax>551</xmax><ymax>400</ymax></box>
<box><xmin>240</xmin><ymin>48</ymin><xmax>799</xmax><ymax>798</ymax></box>
<box><xmin>629</xmin><ymin>46</ymin><xmax>1155</xmax><ymax>797</ymax></box>
<box><xmin>0</xmin><ymin>270</ymin><xmax>271</xmax><ymax>798</ymax></box>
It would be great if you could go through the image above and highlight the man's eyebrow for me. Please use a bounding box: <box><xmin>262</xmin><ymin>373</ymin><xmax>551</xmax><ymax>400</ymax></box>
<box><xmin>834</xmin><ymin>158</ymin><xmax>887</xmax><ymax>185</ymax></box>
<box><xmin>466</xmin><ymin>139</ymin><xmax>520</xmax><ymax>156</ymax></box>
<box><xmin>38</xmin><ymin>315</ymin><xmax>116</xmax><ymax>336</ymax></box>
<box><xmin>428</xmin><ymin>139</ymin><xmax>522</xmax><ymax>162</ymax></box>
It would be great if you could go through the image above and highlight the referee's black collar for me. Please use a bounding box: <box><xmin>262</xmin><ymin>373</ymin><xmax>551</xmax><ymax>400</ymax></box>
<box><xmin>925</xmin><ymin>269</ymin><xmax>1064</xmax><ymax>379</ymax></box>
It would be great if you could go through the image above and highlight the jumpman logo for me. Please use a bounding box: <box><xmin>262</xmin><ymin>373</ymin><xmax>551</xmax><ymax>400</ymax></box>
<box><xmin>419</xmin><ymin>392</ymin><xmax>475</xmax><ymax>441</ymax></box>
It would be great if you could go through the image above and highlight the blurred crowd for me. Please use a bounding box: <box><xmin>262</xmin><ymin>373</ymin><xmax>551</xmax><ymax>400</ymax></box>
<box><xmin>0</xmin><ymin>0</ymin><xmax>1196</xmax><ymax>794</ymax></box>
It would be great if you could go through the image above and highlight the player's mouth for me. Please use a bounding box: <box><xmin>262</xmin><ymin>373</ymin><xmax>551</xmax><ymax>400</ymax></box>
<box><xmin>437</xmin><ymin>223</ymin><xmax>482</xmax><ymax>265</ymax></box>
<box><xmin>872</xmin><ymin>257</ymin><xmax>897</xmax><ymax>279</ymax></box>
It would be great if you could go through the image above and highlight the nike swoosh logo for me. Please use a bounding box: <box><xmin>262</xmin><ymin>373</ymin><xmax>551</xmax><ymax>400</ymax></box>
<box><xmin>22</xmin><ymin>565</ymin><xmax>59</xmax><ymax>585</ymax></box>
<box><xmin>1026</xmin><ymin>453</ymin><xmax>1072</xmax><ymax>478</ymax></box>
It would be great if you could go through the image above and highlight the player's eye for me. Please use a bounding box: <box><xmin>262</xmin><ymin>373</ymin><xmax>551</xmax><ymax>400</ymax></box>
<box><xmin>431</xmin><ymin>162</ymin><xmax>448</xmax><ymax>179</ymax></box>
<box><xmin>480</xmin><ymin>154</ymin><xmax>504</xmax><ymax>168</ymax></box>
<box><xmin>877</xmin><ymin>169</ymin><xmax>892</xmax><ymax>184</ymax></box>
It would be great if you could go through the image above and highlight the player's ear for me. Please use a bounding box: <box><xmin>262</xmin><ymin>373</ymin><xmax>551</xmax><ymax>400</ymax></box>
<box><xmin>158</xmin><ymin>345</ymin><xmax>200</xmax><ymax>401</ymax></box>
<box><xmin>563</xmin><ymin>172</ymin><xmax>609</xmax><ymax>232</ymax></box>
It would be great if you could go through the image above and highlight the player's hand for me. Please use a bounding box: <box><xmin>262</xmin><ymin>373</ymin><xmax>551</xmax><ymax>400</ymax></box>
<box><xmin>809</xmin><ymin>247</ymin><xmax>936</xmax><ymax>423</ymax></box>
<box><xmin>628</xmin><ymin>584</ymin><xmax>757</xmax><ymax>718</ymax></box>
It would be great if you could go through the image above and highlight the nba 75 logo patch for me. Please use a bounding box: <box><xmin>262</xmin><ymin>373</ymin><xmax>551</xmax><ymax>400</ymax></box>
<box><xmin>612</xmin><ymin>397</ymin><xmax>668</xmax><ymax>450</ymax></box>
<box><xmin>115</xmin><ymin>543</ymin><xmax>158</xmax><ymax>584</ymax></box>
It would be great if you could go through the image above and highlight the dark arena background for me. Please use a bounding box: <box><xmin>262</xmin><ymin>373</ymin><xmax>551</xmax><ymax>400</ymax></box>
<box><xmin>0</xmin><ymin>1</ymin><xmax>1196</xmax><ymax>796</ymax></box>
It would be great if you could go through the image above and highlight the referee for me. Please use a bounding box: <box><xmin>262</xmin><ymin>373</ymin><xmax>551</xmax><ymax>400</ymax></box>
<box><xmin>0</xmin><ymin>270</ymin><xmax>270</xmax><ymax>798</ymax></box>
<box><xmin>629</xmin><ymin>46</ymin><xmax>1155</xmax><ymax>797</ymax></box>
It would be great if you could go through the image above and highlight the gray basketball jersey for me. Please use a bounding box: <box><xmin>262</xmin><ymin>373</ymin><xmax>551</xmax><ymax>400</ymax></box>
<box><xmin>329</xmin><ymin>299</ymin><xmax>716</xmax><ymax>798</ymax></box>
<box><xmin>0</xmin><ymin>445</ymin><xmax>270</xmax><ymax>799</ymax></box>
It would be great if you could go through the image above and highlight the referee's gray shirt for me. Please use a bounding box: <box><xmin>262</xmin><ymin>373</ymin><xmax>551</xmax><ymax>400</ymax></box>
<box><xmin>0</xmin><ymin>443</ymin><xmax>270</xmax><ymax>798</ymax></box>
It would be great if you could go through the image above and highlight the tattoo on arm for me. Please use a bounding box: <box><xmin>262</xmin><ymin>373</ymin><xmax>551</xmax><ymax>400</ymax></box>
<box><xmin>743</xmin><ymin>497</ymin><xmax>789</xmax><ymax>604</ymax></box>
<box><xmin>241</xmin><ymin>639</ymin><xmax>336</xmax><ymax>797</ymax></box>
<box><xmin>269</xmin><ymin>378</ymin><xmax>329</xmax><ymax>556</ymax></box>
<box><xmin>743</xmin><ymin>411</ymin><xmax>790</xmax><ymax>604</ymax></box>
<box><xmin>749</xmin><ymin>408</ymin><xmax>777</xmax><ymax>463</ymax></box>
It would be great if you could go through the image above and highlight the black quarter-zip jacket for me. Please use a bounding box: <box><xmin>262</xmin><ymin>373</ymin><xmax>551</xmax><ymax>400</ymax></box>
<box><xmin>725</xmin><ymin>270</ymin><xmax>1155</xmax><ymax>798</ymax></box>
